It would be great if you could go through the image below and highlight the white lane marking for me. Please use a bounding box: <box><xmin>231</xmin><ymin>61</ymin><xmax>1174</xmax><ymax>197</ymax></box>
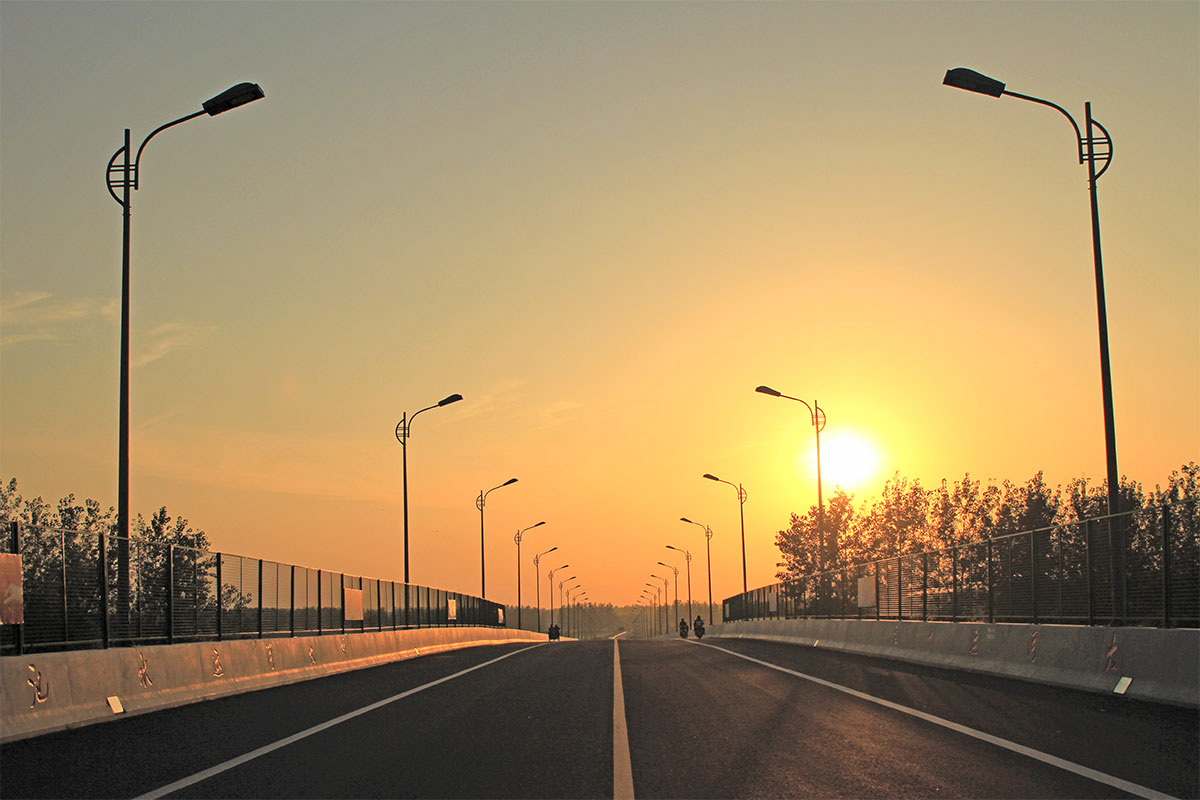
<box><xmin>136</xmin><ymin>643</ymin><xmax>546</xmax><ymax>800</ymax></box>
<box><xmin>698</xmin><ymin>641</ymin><xmax>1177</xmax><ymax>800</ymax></box>
<box><xmin>612</xmin><ymin>638</ymin><xmax>636</xmax><ymax>800</ymax></box>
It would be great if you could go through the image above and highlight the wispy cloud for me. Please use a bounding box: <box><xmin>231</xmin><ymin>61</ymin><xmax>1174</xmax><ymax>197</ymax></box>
<box><xmin>534</xmin><ymin>400</ymin><xmax>582</xmax><ymax>430</ymax></box>
<box><xmin>1</xmin><ymin>291</ymin><xmax>118</xmax><ymax>349</ymax></box>
<box><xmin>133</xmin><ymin>321</ymin><xmax>217</xmax><ymax>367</ymax></box>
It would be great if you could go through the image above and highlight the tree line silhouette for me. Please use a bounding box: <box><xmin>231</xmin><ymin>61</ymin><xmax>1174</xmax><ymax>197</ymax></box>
<box><xmin>775</xmin><ymin>462</ymin><xmax>1198</xmax><ymax>583</ymax></box>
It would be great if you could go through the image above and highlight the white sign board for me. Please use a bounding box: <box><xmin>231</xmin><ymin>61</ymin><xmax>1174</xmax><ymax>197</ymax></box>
<box><xmin>857</xmin><ymin>576</ymin><xmax>876</xmax><ymax>608</ymax></box>
<box><xmin>344</xmin><ymin>588</ymin><xmax>364</xmax><ymax>621</ymax></box>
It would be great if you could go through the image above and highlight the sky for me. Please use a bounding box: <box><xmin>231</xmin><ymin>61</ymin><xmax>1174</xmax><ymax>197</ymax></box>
<box><xmin>2</xmin><ymin>1</ymin><xmax>1197</xmax><ymax>611</ymax></box>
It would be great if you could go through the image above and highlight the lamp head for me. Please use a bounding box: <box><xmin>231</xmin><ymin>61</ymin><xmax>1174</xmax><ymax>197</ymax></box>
<box><xmin>943</xmin><ymin>67</ymin><xmax>1005</xmax><ymax>98</ymax></box>
<box><xmin>755</xmin><ymin>385</ymin><xmax>782</xmax><ymax>397</ymax></box>
<box><xmin>438</xmin><ymin>393</ymin><xmax>464</xmax><ymax>407</ymax></box>
<box><xmin>502</xmin><ymin>478</ymin><xmax>518</xmax><ymax>487</ymax></box>
<box><xmin>203</xmin><ymin>83</ymin><xmax>265</xmax><ymax>116</ymax></box>
<box><xmin>680</xmin><ymin>517</ymin><xmax>692</xmax><ymax>524</ymax></box>
<box><xmin>702</xmin><ymin>473</ymin><xmax>720</xmax><ymax>482</ymax></box>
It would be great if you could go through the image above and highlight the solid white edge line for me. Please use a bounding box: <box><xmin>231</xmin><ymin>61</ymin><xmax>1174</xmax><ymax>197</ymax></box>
<box><xmin>696</xmin><ymin>641</ymin><xmax>1178</xmax><ymax>800</ymax></box>
<box><xmin>135</xmin><ymin>643</ymin><xmax>546</xmax><ymax>800</ymax></box>
<box><xmin>612</xmin><ymin>638</ymin><xmax>636</xmax><ymax>800</ymax></box>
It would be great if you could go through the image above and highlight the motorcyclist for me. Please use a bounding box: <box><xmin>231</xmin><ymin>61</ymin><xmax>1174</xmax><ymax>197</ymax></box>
<box><xmin>678</xmin><ymin>618</ymin><xmax>689</xmax><ymax>638</ymax></box>
<box><xmin>693</xmin><ymin>615</ymin><xmax>705</xmax><ymax>639</ymax></box>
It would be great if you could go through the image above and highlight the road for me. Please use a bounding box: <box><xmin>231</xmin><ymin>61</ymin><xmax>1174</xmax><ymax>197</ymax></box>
<box><xmin>1</xmin><ymin>637</ymin><xmax>1196</xmax><ymax>799</ymax></box>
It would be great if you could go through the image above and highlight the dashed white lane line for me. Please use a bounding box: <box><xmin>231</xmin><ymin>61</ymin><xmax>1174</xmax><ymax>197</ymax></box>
<box><xmin>613</xmin><ymin>638</ymin><xmax>636</xmax><ymax>800</ymax></box>
<box><xmin>698</xmin><ymin>641</ymin><xmax>1177</xmax><ymax>800</ymax></box>
<box><xmin>136</xmin><ymin>643</ymin><xmax>545</xmax><ymax>800</ymax></box>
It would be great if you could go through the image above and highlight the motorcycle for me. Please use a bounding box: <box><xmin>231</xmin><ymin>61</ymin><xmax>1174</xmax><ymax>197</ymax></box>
<box><xmin>678</xmin><ymin>621</ymin><xmax>689</xmax><ymax>639</ymax></box>
<box><xmin>693</xmin><ymin>620</ymin><xmax>705</xmax><ymax>640</ymax></box>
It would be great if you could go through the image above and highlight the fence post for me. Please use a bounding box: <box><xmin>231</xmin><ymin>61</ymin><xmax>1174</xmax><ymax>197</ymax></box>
<box><xmin>257</xmin><ymin>560</ymin><xmax>264</xmax><ymax>638</ymax></box>
<box><xmin>1162</xmin><ymin>503</ymin><xmax>1173</xmax><ymax>629</ymax></box>
<box><xmin>12</xmin><ymin>521</ymin><xmax>24</xmax><ymax>655</ymax></box>
<box><xmin>922</xmin><ymin>552</ymin><xmax>929</xmax><ymax>622</ymax></box>
<box><xmin>1085</xmin><ymin>519</ymin><xmax>1095</xmax><ymax>626</ymax></box>
<box><xmin>99</xmin><ymin>530</ymin><xmax>109</xmax><ymax>648</ymax></box>
<box><xmin>60</xmin><ymin>530</ymin><xmax>68</xmax><ymax>643</ymax></box>
<box><xmin>1031</xmin><ymin>531</ymin><xmax>1039</xmax><ymax>625</ymax></box>
<box><xmin>340</xmin><ymin>574</ymin><xmax>346</xmax><ymax>634</ymax></box>
<box><xmin>986</xmin><ymin>539</ymin><xmax>994</xmax><ymax>624</ymax></box>
<box><xmin>317</xmin><ymin>569</ymin><xmax>323</xmax><ymax>635</ymax></box>
<box><xmin>167</xmin><ymin>544</ymin><xmax>175</xmax><ymax>645</ymax></box>
<box><xmin>951</xmin><ymin>546</ymin><xmax>958</xmax><ymax>623</ymax></box>
<box><xmin>290</xmin><ymin>565</ymin><xmax>296</xmax><ymax>637</ymax></box>
<box><xmin>215</xmin><ymin>554</ymin><xmax>223</xmax><ymax>640</ymax></box>
<box><xmin>895</xmin><ymin>556</ymin><xmax>903</xmax><ymax>621</ymax></box>
<box><xmin>873</xmin><ymin>564</ymin><xmax>880</xmax><ymax>621</ymax></box>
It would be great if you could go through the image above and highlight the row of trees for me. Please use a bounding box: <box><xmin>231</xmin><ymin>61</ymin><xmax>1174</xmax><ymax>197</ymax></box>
<box><xmin>775</xmin><ymin>463</ymin><xmax>1199</xmax><ymax>582</ymax></box>
<box><xmin>1</xmin><ymin>478</ymin><xmax>209</xmax><ymax>551</ymax></box>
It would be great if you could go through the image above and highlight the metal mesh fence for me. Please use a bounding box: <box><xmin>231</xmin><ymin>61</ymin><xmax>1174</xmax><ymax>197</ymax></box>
<box><xmin>0</xmin><ymin>521</ymin><xmax>507</xmax><ymax>655</ymax></box>
<box><xmin>724</xmin><ymin>504</ymin><xmax>1198</xmax><ymax>628</ymax></box>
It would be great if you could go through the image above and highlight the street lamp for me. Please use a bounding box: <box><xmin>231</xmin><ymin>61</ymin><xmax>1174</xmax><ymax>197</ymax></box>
<box><xmin>651</xmin><ymin>573</ymin><xmax>670</xmax><ymax>633</ymax></box>
<box><xmin>477</xmin><ymin>478</ymin><xmax>518</xmax><ymax>598</ymax></box>
<box><xmin>533</xmin><ymin>546</ymin><xmax>557</xmax><ymax>633</ymax></box>
<box><xmin>756</xmin><ymin>386</ymin><xmax>828</xmax><ymax>570</ymax></box>
<box><xmin>106</xmin><ymin>82</ymin><xmax>265</xmax><ymax>617</ymax></box>
<box><xmin>666</xmin><ymin>545</ymin><xmax>693</xmax><ymax>624</ymax></box>
<box><xmin>642</xmin><ymin>585</ymin><xmax>658</xmax><ymax>636</ymax></box>
<box><xmin>703</xmin><ymin>474</ymin><xmax>748</xmax><ymax>595</ymax></box>
<box><xmin>558</xmin><ymin>576</ymin><xmax>576</xmax><ymax>631</ymax></box>
<box><xmin>513</xmin><ymin>521</ymin><xmax>545</xmax><ymax>630</ymax></box>
<box><xmin>576</xmin><ymin>594</ymin><xmax>589</xmax><ymax>639</ymax></box>
<box><xmin>657</xmin><ymin>561</ymin><xmax>680</xmax><ymax>626</ymax></box>
<box><xmin>396</xmin><ymin>393</ymin><xmax>463</xmax><ymax>584</ymax></box>
<box><xmin>548</xmin><ymin>564</ymin><xmax>569</xmax><ymax>627</ymax></box>
<box><xmin>565</xmin><ymin>583</ymin><xmax>581</xmax><ymax>636</ymax></box>
<box><xmin>680</xmin><ymin>518</ymin><xmax>715</xmax><ymax>625</ymax></box>
<box><xmin>942</xmin><ymin>68</ymin><xmax>1120</xmax><ymax>522</ymax></box>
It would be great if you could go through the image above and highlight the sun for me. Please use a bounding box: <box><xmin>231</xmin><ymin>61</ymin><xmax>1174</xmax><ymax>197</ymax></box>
<box><xmin>795</xmin><ymin>429</ymin><xmax>884</xmax><ymax>494</ymax></box>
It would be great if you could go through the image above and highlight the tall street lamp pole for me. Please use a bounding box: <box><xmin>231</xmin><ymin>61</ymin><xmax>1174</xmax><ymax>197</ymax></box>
<box><xmin>564</xmin><ymin>583</ymin><xmax>581</xmax><ymax>635</ymax></box>
<box><xmin>396</xmin><ymin>393</ymin><xmax>463</xmax><ymax>584</ymax></box>
<box><xmin>942</xmin><ymin>68</ymin><xmax>1120</xmax><ymax>519</ymax></box>
<box><xmin>643</xmin><ymin>584</ymin><xmax>659</xmax><ymax>636</ymax></box>
<box><xmin>652</xmin><ymin>573</ymin><xmax>670</xmax><ymax>632</ymax></box>
<box><xmin>548</xmin><ymin>564</ymin><xmax>569</xmax><ymax>627</ymax></box>
<box><xmin>513</xmin><ymin>521</ymin><xmax>545</xmax><ymax>630</ymax></box>
<box><xmin>106</xmin><ymin>83</ymin><xmax>265</xmax><ymax>619</ymax></box>
<box><xmin>944</xmin><ymin>67</ymin><xmax>1124</xmax><ymax>617</ymax></box>
<box><xmin>657</xmin><ymin>561</ymin><xmax>680</xmax><ymax>628</ymax></box>
<box><xmin>666</xmin><ymin>545</ymin><xmax>693</xmax><ymax>625</ymax></box>
<box><xmin>559</xmin><ymin>576</ymin><xmax>576</xmax><ymax>630</ymax></box>
<box><xmin>680</xmin><ymin>518</ymin><xmax>715</xmax><ymax>624</ymax></box>
<box><xmin>576</xmin><ymin>594</ymin><xmax>589</xmax><ymax>639</ymax></box>
<box><xmin>533</xmin><ymin>546</ymin><xmax>557</xmax><ymax>633</ymax></box>
<box><xmin>477</xmin><ymin>478</ymin><xmax>517</xmax><ymax>598</ymax></box>
<box><xmin>703</xmin><ymin>474</ymin><xmax>748</xmax><ymax>594</ymax></box>
<box><xmin>756</xmin><ymin>386</ymin><xmax>828</xmax><ymax>570</ymax></box>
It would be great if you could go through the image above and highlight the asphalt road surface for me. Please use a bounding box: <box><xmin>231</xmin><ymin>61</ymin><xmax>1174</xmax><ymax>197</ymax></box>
<box><xmin>2</xmin><ymin>637</ymin><xmax>1196</xmax><ymax>799</ymax></box>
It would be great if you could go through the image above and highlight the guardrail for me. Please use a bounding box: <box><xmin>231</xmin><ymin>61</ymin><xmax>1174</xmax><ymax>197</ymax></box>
<box><xmin>1</xmin><ymin>521</ymin><xmax>505</xmax><ymax>655</ymax></box>
<box><xmin>723</xmin><ymin>504</ymin><xmax>1198</xmax><ymax>628</ymax></box>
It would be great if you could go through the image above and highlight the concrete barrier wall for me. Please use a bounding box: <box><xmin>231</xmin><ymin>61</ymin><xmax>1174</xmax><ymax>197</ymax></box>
<box><xmin>2</xmin><ymin>627</ymin><xmax>545</xmax><ymax>743</ymax></box>
<box><xmin>708</xmin><ymin>619</ymin><xmax>1199</xmax><ymax>708</ymax></box>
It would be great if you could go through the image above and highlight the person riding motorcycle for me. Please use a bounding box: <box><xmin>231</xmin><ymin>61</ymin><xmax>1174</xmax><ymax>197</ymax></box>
<box><xmin>678</xmin><ymin>618</ymin><xmax>689</xmax><ymax>638</ymax></box>
<box><xmin>693</xmin><ymin>615</ymin><xmax>705</xmax><ymax>639</ymax></box>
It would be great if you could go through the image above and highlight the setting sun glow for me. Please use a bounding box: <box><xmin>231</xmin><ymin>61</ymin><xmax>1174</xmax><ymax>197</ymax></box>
<box><xmin>796</xmin><ymin>430</ymin><xmax>884</xmax><ymax>495</ymax></box>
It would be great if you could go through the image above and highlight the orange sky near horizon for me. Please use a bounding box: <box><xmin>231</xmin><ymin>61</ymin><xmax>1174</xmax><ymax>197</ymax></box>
<box><xmin>2</xmin><ymin>1</ymin><xmax>1196</xmax><ymax>610</ymax></box>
